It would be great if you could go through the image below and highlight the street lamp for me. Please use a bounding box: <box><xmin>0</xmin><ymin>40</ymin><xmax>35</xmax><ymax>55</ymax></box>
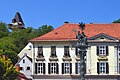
<box><xmin>76</xmin><ymin>22</ymin><xmax>88</xmax><ymax>80</ymax></box>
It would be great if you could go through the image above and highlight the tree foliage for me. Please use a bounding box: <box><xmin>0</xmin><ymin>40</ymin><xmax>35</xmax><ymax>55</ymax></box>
<box><xmin>113</xmin><ymin>19</ymin><xmax>120</xmax><ymax>23</ymax></box>
<box><xmin>9</xmin><ymin>25</ymin><xmax>54</xmax><ymax>53</ymax></box>
<box><xmin>0</xmin><ymin>21</ymin><xmax>54</xmax><ymax>79</ymax></box>
<box><xmin>0</xmin><ymin>37</ymin><xmax>18</xmax><ymax>64</ymax></box>
<box><xmin>0</xmin><ymin>22</ymin><xmax>54</xmax><ymax>64</ymax></box>
<box><xmin>39</xmin><ymin>25</ymin><xmax>54</xmax><ymax>35</ymax></box>
<box><xmin>0</xmin><ymin>56</ymin><xmax>19</xmax><ymax>80</ymax></box>
<box><xmin>0</xmin><ymin>22</ymin><xmax>9</xmax><ymax>39</ymax></box>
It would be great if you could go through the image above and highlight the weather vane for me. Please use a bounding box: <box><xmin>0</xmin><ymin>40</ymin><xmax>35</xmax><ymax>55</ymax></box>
<box><xmin>79</xmin><ymin>22</ymin><xmax>85</xmax><ymax>32</ymax></box>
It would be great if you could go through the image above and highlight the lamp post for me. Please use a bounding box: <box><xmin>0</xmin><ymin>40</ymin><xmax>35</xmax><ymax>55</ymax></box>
<box><xmin>76</xmin><ymin>22</ymin><xmax>88</xmax><ymax>80</ymax></box>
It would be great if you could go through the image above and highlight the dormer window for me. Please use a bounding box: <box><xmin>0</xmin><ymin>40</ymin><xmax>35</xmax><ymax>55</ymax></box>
<box><xmin>50</xmin><ymin>46</ymin><xmax>57</xmax><ymax>57</ymax></box>
<box><xmin>64</xmin><ymin>46</ymin><xmax>70</xmax><ymax>57</ymax></box>
<box><xmin>37</xmin><ymin>46</ymin><xmax>43</xmax><ymax>57</ymax></box>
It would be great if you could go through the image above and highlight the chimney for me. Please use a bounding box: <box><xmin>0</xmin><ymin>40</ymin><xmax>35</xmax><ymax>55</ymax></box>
<box><xmin>64</xmin><ymin>21</ymin><xmax>69</xmax><ymax>24</ymax></box>
<box><xmin>90</xmin><ymin>22</ymin><xmax>93</xmax><ymax>24</ymax></box>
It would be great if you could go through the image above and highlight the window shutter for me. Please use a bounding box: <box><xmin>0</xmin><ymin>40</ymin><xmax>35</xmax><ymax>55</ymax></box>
<box><xmin>48</xmin><ymin>63</ymin><xmax>50</xmax><ymax>74</ymax></box>
<box><xmin>97</xmin><ymin>46</ymin><xmax>99</xmax><ymax>55</ymax></box>
<box><xmin>75</xmin><ymin>48</ymin><xmax>77</xmax><ymax>55</ymax></box>
<box><xmin>35</xmin><ymin>63</ymin><xmax>37</xmax><ymax>74</ymax></box>
<box><xmin>62</xmin><ymin>63</ymin><xmax>64</xmax><ymax>74</ymax></box>
<box><xmin>75</xmin><ymin>63</ymin><xmax>78</xmax><ymax>74</ymax></box>
<box><xmin>97</xmin><ymin>62</ymin><xmax>99</xmax><ymax>74</ymax></box>
<box><xmin>56</xmin><ymin>63</ymin><xmax>59</xmax><ymax>74</ymax></box>
<box><xmin>43</xmin><ymin>63</ymin><xmax>45</xmax><ymax>74</ymax></box>
<box><xmin>85</xmin><ymin>63</ymin><xmax>86</xmax><ymax>74</ymax></box>
<box><xmin>106</xmin><ymin>46</ymin><xmax>108</xmax><ymax>56</ymax></box>
<box><xmin>106</xmin><ymin>62</ymin><xmax>109</xmax><ymax>74</ymax></box>
<box><xmin>70</xmin><ymin>63</ymin><xmax>72</xmax><ymax>74</ymax></box>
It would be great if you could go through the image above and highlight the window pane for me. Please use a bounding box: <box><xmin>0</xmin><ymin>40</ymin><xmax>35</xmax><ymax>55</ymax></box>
<box><xmin>64</xmin><ymin>46</ymin><xmax>69</xmax><ymax>56</ymax></box>
<box><xmin>99</xmin><ymin>45</ymin><xmax>106</xmax><ymax>55</ymax></box>
<box><xmin>37</xmin><ymin>63</ymin><xmax>44</xmax><ymax>74</ymax></box>
<box><xmin>50</xmin><ymin>63</ymin><xmax>57</xmax><ymax>74</ymax></box>
<box><xmin>99</xmin><ymin>62</ymin><xmax>106</xmax><ymax>74</ymax></box>
<box><xmin>51</xmin><ymin>46</ymin><xmax>56</xmax><ymax>56</ymax></box>
<box><xmin>78</xmin><ymin>63</ymin><xmax>80</xmax><ymax>74</ymax></box>
<box><xmin>64</xmin><ymin>63</ymin><xmax>70</xmax><ymax>74</ymax></box>
<box><xmin>38</xmin><ymin>46</ymin><xmax>43</xmax><ymax>56</ymax></box>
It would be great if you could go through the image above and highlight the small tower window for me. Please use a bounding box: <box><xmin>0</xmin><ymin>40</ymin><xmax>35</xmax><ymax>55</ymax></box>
<box><xmin>28</xmin><ymin>45</ymin><xmax>32</xmax><ymax>50</ymax></box>
<box><xmin>23</xmin><ymin>59</ymin><xmax>25</xmax><ymax>63</ymax></box>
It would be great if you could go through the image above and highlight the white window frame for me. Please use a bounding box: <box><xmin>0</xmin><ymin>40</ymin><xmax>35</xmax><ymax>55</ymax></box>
<box><xmin>64</xmin><ymin>63</ymin><xmax>70</xmax><ymax>74</ymax></box>
<box><xmin>99</xmin><ymin>45</ymin><xmax>106</xmax><ymax>55</ymax></box>
<box><xmin>37</xmin><ymin>63</ymin><xmax>43</xmax><ymax>74</ymax></box>
<box><xmin>99</xmin><ymin>61</ymin><xmax>106</xmax><ymax>74</ymax></box>
<box><xmin>50</xmin><ymin>63</ymin><xmax>57</xmax><ymax>74</ymax></box>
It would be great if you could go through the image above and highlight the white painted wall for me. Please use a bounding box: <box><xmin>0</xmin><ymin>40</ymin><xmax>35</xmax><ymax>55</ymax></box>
<box><xmin>32</xmin><ymin>41</ymin><xmax>119</xmax><ymax>80</ymax></box>
<box><xmin>18</xmin><ymin>42</ymin><xmax>33</xmax><ymax>58</ymax></box>
<box><xmin>33</xmin><ymin>42</ymin><xmax>79</xmax><ymax>75</ymax></box>
<box><xmin>108</xmin><ymin>46</ymin><xmax>115</xmax><ymax>74</ymax></box>
<box><xmin>19</xmin><ymin>55</ymin><xmax>32</xmax><ymax>79</ymax></box>
<box><xmin>90</xmin><ymin>46</ymin><xmax>98</xmax><ymax>74</ymax></box>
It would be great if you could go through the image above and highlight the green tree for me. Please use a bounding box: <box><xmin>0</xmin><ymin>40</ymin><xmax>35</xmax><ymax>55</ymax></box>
<box><xmin>9</xmin><ymin>29</ymin><xmax>30</xmax><ymax>53</ymax></box>
<box><xmin>0</xmin><ymin>37</ymin><xmax>18</xmax><ymax>64</ymax></box>
<box><xmin>0</xmin><ymin>22</ymin><xmax>54</xmax><ymax>65</ymax></box>
<box><xmin>9</xmin><ymin>25</ymin><xmax>54</xmax><ymax>53</ymax></box>
<box><xmin>113</xmin><ymin>19</ymin><xmax>120</xmax><ymax>23</ymax></box>
<box><xmin>0</xmin><ymin>22</ymin><xmax>9</xmax><ymax>39</ymax></box>
<box><xmin>0</xmin><ymin>56</ymin><xmax>19</xmax><ymax>80</ymax></box>
<box><xmin>39</xmin><ymin>25</ymin><xmax>54</xmax><ymax>35</ymax></box>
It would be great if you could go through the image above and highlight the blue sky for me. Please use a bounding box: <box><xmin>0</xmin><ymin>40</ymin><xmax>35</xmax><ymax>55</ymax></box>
<box><xmin>0</xmin><ymin>0</ymin><xmax>120</xmax><ymax>28</ymax></box>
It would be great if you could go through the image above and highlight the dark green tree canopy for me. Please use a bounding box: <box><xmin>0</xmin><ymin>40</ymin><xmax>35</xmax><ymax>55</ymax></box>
<box><xmin>9</xmin><ymin>25</ymin><xmax>54</xmax><ymax>53</ymax></box>
<box><xmin>0</xmin><ymin>37</ymin><xmax>18</xmax><ymax>64</ymax></box>
<box><xmin>113</xmin><ymin>19</ymin><xmax>120</xmax><ymax>23</ymax></box>
<box><xmin>39</xmin><ymin>25</ymin><xmax>54</xmax><ymax>35</ymax></box>
<box><xmin>0</xmin><ymin>22</ymin><xmax>9</xmax><ymax>39</ymax></box>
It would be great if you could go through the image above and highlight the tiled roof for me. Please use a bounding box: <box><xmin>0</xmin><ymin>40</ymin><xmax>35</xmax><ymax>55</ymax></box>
<box><xmin>30</xmin><ymin>23</ymin><xmax>120</xmax><ymax>41</ymax></box>
<box><xmin>16</xmin><ymin>54</ymin><xmax>32</xmax><ymax>66</ymax></box>
<box><xmin>18</xmin><ymin>73</ymin><xmax>29</xmax><ymax>80</ymax></box>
